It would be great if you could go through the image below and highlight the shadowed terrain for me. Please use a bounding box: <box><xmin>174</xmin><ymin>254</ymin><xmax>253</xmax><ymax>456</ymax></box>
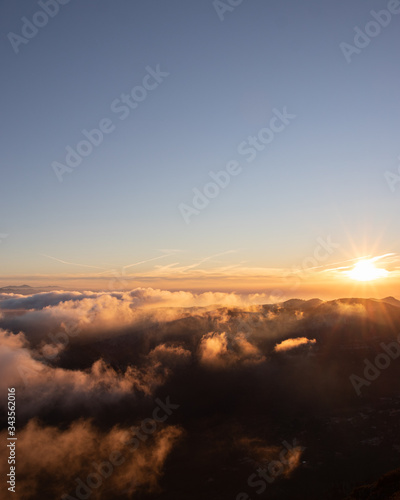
<box><xmin>1</xmin><ymin>290</ymin><xmax>400</xmax><ymax>499</ymax></box>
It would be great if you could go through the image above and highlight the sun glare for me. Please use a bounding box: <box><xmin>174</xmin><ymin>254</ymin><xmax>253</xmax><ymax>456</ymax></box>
<box><xmin>347</xmin><ymin>259</ymin><xmax>389</xmax><ymax>282</ymax></box>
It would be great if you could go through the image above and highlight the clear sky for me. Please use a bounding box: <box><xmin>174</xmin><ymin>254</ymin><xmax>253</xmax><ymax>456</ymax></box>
<box><xmin>1</xmin><ymin>0</ymin><xmax>399</xmax><ymax>297</ymax></box>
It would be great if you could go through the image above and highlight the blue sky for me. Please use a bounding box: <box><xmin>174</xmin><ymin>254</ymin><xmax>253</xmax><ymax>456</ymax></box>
<box><xmin>1</xmin><ymin>0</ymin><xmax>399</xmax><ymax>295</ymax></box>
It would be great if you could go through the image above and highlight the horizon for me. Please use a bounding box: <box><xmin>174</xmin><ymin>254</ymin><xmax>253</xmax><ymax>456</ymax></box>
<box><xmin>0</xmin><ymin>282</ymin><xmax>399</xmax><ymax>308</ymax></box>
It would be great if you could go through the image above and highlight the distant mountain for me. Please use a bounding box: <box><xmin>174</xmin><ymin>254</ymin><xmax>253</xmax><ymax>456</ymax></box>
<box><xmin>301</xmin><ymin>297</ymin><xmax>324</xmax><ymax>309</ymax></box>
<box><xmin>380</xmin><ymin>296</ymin><xmax>400</xmax><ymax>308</ymax></box>
<box><xmin>3</xmin><ymin>284</ymin><xmax>32</xmax><ymax>289</ymax></box>
<box><xmin>280</xmin><ymin>298</ymin><xmax>323</xmax><ymax>310</ymax></box>
<box><xmin>0</xmin><ymin>285</ymin><xmax>61</xmax><ymax>295</ymax></box>
<box><xmin>281</xmin><ymin>298</ymin><xmax>307</xmax><ymax>308</ymax></box>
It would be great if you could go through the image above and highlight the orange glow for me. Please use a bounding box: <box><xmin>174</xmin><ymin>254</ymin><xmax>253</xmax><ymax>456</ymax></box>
<box><xmin>346</xmin><ymin>259</ymin><xmax>389</xmax><ymax>282</ymax></box>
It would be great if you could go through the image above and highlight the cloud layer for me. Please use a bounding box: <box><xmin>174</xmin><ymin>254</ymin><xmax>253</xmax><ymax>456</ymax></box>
<box><xmin>0</xmin><ymin>419</ymin><xmax>182</xmax><ymax>499</ymax></box>
<box><xmin>1</xmin><ymin>289</ymin><xmax>400</xmax><ymax>499</ymax></box>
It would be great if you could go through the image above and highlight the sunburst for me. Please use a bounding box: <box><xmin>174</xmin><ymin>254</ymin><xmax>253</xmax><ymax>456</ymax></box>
<box><xmin>346</xmin><ymin>259</ymin><xmax>389</xmax><ymax>282</ymax></box>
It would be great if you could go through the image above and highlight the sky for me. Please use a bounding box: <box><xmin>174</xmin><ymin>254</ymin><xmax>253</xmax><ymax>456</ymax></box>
<box><xmin>1</xmin><ymin>0</ymin><xmax>399</xmax><ymax>297</ymax></box>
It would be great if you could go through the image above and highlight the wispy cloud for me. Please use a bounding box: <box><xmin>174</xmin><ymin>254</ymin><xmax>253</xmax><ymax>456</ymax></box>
<box><xmin>40</xmin><ymin>254</ymin><xmax>108</xmax><ymax>270</ymax></box>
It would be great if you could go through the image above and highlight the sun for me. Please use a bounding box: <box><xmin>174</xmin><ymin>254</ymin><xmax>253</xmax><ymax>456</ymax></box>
<box><xmin>346</xmin><ymin>259</ymin><xmax>389</xmax><ymax>282</ymax></box>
